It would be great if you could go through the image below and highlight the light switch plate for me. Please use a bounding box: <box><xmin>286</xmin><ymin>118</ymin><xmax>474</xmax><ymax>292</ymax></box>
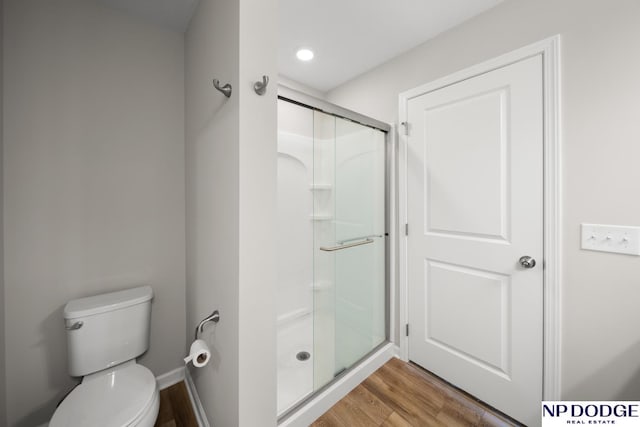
<box><xmin>581</xmin><ymin>223</ymin><xmax>640</xmax><ymax>256</ymax></box>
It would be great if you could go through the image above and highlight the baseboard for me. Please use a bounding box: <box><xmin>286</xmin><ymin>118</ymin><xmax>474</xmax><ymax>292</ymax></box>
<box><xmin>156</xmin><ymin>366</ymin><xmax>185</xmax><ymax>390</ymax></box>
<box><xmin>393</xmin><ymin>344</ymin><xmax>402</xmax><ymax>359</ymax></box>
<box><xmin>278</xmin><ymin>342</ymin><xmax>396</xmax><ymax>427</ymax></box>
<box><xmin>184</xmin><ymin>367</ymin><xmax>211</xmax><ymax>427</ymax></box>
<box><xmin>156</xmin><ymin>365</ymin><xmax>209</xmax><ymax>427</ymax></box>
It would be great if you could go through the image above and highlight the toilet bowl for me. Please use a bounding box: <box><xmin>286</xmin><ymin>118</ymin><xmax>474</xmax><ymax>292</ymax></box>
<box><xmin>50</xmin><ymin>286</ymin><xmax>159</xmax><ymax>426</ymax></box>
<box><xmin>50</xmin><ymin>361</ymin><xmax>159</xmax><ymax>427</ymax></box>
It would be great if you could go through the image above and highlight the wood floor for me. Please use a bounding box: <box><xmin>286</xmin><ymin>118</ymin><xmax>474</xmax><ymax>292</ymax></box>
<box><xmin>155</xmin><ymin>381</ymin><xmax>199</xmax><ymax>427</ymax></box>
<box><xmin>311</xmin><ymin>358</ymin><xmax>521</xmax><ymax>427</ymax></box>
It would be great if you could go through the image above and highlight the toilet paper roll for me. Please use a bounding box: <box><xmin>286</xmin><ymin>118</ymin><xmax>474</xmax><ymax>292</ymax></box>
<box><xmin>184</xmin><ymin>339</ymin><xmax>211</xmax><ymax>368</ymax></box>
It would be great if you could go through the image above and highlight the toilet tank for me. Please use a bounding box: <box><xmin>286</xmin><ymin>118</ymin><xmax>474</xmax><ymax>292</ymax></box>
<box><xmin>63</xmin><ymin>286</ymin><xmax>153</xmax><ymax>377</ymax></box>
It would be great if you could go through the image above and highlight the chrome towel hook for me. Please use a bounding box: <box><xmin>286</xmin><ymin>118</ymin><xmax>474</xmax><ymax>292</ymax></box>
<box><xmin>253</xmin><ymin>75</ymin><xmax>269</xmax><ymax>96</ymax></box>
<box><xmin>213</xmin><ymin>79</ymin><xmax>232</xmax><ymax>98</ymax></box>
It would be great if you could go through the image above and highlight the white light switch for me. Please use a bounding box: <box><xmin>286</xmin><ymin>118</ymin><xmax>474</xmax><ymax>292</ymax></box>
<box><xmin>581</xmin><ymin>223</ymin><xmax>640</xmax><ymax>256</ymax></box>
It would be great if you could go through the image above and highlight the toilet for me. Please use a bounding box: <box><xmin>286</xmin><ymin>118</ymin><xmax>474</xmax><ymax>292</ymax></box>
<box><xmin>50</xmin><ymin>286</ymin><xmax>159</xmax><ymax>427</ymax></box>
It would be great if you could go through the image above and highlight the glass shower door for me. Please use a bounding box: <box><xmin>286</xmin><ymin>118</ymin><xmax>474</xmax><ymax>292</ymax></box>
<box><xmin>311</xmin><ymin>110</ymin><xmax>336</xmax><ymax>390</ymax></box>
<box><xmin>277</xmin><ymin>98</ymin><xmax>387</xmax><ymax>417</ymax></box>
<box><xmin>312</xmin><ymin>112</ymin><xmax>386</xmax><ymax>390</ymax></box>
<box><xmin>333</xmin><ymin>118</ymin><xmax>386</xmax><ymax>374</ymax></box>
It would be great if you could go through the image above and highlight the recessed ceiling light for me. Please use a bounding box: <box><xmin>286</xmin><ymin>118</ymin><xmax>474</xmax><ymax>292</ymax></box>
<box><xmin>296</xmin><ymin>48</ymin><xmax>314</xmax><ymax>62</ymax></box>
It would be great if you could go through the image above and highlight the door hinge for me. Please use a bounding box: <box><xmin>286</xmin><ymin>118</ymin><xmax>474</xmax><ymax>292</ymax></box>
<box><xmin>401</xmin><ymin>121</ymin><xmax>409</xmax><ymax>136</ymax></box>
<box><xmin>406</xmin><ymin>324</ymin><xmax>409</xmax><ymax>337</ymax></box>
<box><xmin>405</xmin><ymin>223</ymin><xmax>409</xmax><ymax>236</ymax></box>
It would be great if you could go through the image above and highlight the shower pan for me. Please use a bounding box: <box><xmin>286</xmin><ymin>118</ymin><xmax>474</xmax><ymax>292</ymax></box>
<box><xmin>276</xmin><ymin>88</ymin><xmax>389</xmax><ymax>418</ymax></box>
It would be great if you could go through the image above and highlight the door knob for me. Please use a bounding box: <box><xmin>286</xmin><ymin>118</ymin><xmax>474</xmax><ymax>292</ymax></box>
<box><xmin>519</xmin><ymin>256</ymin><xmax>536</xmax><ymax>269</ymax></box>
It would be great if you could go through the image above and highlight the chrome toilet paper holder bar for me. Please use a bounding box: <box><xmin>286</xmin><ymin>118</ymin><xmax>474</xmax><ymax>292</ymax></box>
<box><xmin>195</xmin><ymin>310</ymin><xmax>220</xmax><ymax>339</ymax></box>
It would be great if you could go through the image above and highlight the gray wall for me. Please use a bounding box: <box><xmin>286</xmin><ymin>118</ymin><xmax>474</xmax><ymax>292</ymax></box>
<box><xmin>327</xmin><ymin>0</ymin><xmax>640</xmax><ymax>400</ymax></box>
<box><xmin>0</xmin><ymin>0</ymin><xmax>5</xmax><ymax>424</ymax></box>
<box><xmin>185</xmin><ymin>0</ymin><xmax>277</xmax><ymax>424</ymax></box>
<box><xmin>185</xmin><ymin>0</ymin><xmax>240</xmax><ymax>425</ymax></box>
<box><xmin>3</xmin><ymin>0</ymin><xmax>186</xmax><ymax>425</ymax></box>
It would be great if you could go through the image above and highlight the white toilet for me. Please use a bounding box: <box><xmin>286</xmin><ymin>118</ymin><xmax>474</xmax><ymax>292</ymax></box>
<box><xmin>50</xmin><ymin>286</ymin><xmax>160</xmax><ymax>427</ymax></box>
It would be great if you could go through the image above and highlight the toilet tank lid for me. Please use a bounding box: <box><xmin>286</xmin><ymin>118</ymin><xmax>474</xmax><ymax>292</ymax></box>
<box><xmin>64</xmin><ymin>286</ymin><xmax>153</xmax><ymax>319</ymax></box>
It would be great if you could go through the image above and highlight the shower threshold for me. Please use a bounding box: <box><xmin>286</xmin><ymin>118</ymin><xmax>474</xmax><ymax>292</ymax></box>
<box><xmin>277</xmin><ymin>341</ymin><xmax>395</xmax><ymax>426</ymax></box>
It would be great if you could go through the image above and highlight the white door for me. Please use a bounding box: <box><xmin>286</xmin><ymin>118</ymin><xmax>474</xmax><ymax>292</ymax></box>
<box><xmin>406</xmin><ymin>55</ymin><xmax>543</xmax><ymax>425</ymax></box>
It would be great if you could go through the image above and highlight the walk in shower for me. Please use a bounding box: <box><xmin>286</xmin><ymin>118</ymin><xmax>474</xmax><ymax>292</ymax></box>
<box><xmin>276</xmin><ymin>88</ymin><xmax>389</xmax><ymax>417</ymax></box>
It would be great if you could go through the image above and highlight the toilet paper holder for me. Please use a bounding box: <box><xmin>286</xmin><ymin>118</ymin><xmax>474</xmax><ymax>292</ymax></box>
<box><xmin>195</xmin><ymin>310</ymin><xmax>220</xmax><ymax>339</ymax></box>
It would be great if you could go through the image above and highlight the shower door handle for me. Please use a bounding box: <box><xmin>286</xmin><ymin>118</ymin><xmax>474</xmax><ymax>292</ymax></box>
<box><xmin>320</xmin><ymin>238</ymin><xmax>374</xmax><ymax>252</ymax></box>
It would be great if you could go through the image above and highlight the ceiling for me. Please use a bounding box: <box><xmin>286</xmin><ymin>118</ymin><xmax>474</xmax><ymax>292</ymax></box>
<box><xmin>97</xmin><ymin>0</ymin><xmax>504</xmax><ymax>92</ymax></box>
<box><xmin>279</xmin><ymin>0</ymin><xmax>503</xmax><ymax>92</ymax></box>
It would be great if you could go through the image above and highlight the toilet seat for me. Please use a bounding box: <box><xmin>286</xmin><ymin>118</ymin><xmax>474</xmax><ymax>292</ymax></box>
<box><xmin>50</xmin><ymin>362</ymin><xmax>159</xmax><ymax>427</ymax></box>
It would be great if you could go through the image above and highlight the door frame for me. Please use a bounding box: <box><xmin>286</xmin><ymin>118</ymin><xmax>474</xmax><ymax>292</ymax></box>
<box><xmin>397</xmin><ymin>36</ymin><xmax>561</xmax><ymax>401</ymax></box>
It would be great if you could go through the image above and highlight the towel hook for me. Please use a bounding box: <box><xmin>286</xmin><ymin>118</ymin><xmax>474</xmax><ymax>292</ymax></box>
<box><xmin>253</xmin><ymin>75</ymin><xmax>269</xmax><ymax>96</ymax></box>
<box><xmin>213</xmin><ymin>79</ymin><xmax>232</xmax><ymax>98</ymax></box>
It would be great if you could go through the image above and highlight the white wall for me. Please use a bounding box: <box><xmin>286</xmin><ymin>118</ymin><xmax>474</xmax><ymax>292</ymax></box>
<box><xmin>237</xmin><ymin>0</ymin><xmax>277</xmax><ymax>422</ymax></box>
<box><xmin>0</xmin><ymin>0</ymin><xmax>5</xmax><ymax>424</ymax></box>
<box><xmin>3</xmin><ymin>0</ymin><xmax>186</xmax><ymax>425</ymax></box>
<box><xmin>278</xmin><ymin>75</ymin><xmax>327</xmax><ymax>100</ymax></box>
<box><xmin>185</xmin><ymin>0</ymin><xmax>277</xmax><ymax>424</ymax></box>
<box><xmin>327</xmin><ymin>0</ymin><xmax>640</xmax><ymax>400</ymax></box>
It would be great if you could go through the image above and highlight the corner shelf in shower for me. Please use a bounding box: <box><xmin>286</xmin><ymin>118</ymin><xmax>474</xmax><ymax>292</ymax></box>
<box><xmin>309</xmin><ymin>214</ymin><xmax>333</xmax><ymax>221</ymax></box>
<box><xmin>309</xmin><ymin>183</ymin><xmax>332</xmax><ymax>191</ymax></box>
<box><xmin>310</xmin><ymin>280</ymin><xmax>333</xmax><ymax>291</ymax></box>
